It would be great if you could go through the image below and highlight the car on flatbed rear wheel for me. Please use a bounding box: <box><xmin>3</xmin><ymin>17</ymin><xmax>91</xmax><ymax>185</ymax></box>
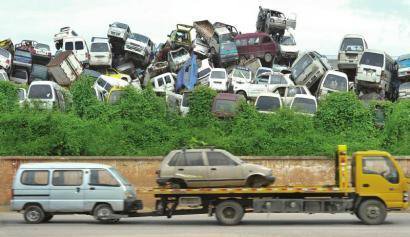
<box><xmin>156</xmin><ymin>148</ymin><xmax>275</xmax><ymax>188</ymax></box>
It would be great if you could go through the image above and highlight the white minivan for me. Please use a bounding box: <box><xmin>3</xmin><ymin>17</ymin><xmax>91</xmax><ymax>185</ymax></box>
<box><xmin>209</xmin><ymin>68</ymin><xmax>228</xmax><ymax>91</ymax></box>
<box><xmin>89</xmin><ymin>37</ymin><xmax>112</xmax><ymax>67</ymax></box>
<box><xmin>63</xmin><ymin>37</ymin><xmax>90</xmax><ymax>65</ymax></box>
<box><xmin>25</xmin><ymin>81</ymin><xmax>66</xmax><ymax>110</ymax></box>
<box><xmin>317</xmin><ymin>70</ymin><xmax>349</xmax><ymax>99</ymax></box>
<box><xmin>337</xmin><ymin>34</ymin><xmax>367</xmax><ymax>70</ymax></box>
<box><xmin>11</xmin><ymin>163</ymin><xmax>142</xmax><ymax>224</ymax></box>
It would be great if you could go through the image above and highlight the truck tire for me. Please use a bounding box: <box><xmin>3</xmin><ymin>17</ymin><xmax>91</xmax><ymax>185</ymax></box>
<box><xmin>93</xmin><ymin>204</ymin><xmax>117</xmax><ymax>223</ymax></box>
<box><xmin>357</xmin><ymin>199</ymin><xmax>387</xmax><ymax>225</ymax></box>
<box><xmin>215</xmin><ymin>200</ymin><xmax>244</xmax><ymax>226</ymax></box>
<box><xmin>24</xmin><ymin>205</ymin><xmax>45</xmax><ymax>224</ymax></box>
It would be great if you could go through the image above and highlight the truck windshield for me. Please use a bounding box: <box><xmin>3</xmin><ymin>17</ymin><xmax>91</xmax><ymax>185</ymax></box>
<box><xmin>112</xmin><ymin>22</ymin><xmax>128</xmax><ymax>29</ymax></box>
<box><xmin>340</xmin><ymin>38</ymin><xmax>364</xmax><ymax>51</ymax></box>
<box><xmin>292</xmin><ymin>97</ymin><xmax>316</xmax><ymax>114</ymax></box>
<box><xmin>91</xmin><ymin>43</ymin><xmax>109</xmax><ymax>52</ymax></box>
<box><xmin>0</xmin><ymin>48</ymin><xmax>10</xmax><ymax>57</ymax></box>
<box><xmin>256</xmin><ymin>96</ymin><xmax>281</xmax><ymax>112</ymax></box>
<box><xmin>291</xmin><ymin>54</ymin><xmax>313</xmax><ymax>82</ymax></box>
<box><xmin>219</xmin><ymin>33</ymin><xmax>234</xmax><ymax>44</ymax></box>
<box><xmin>398</xmin><ymin>58</ymin><xmax>410</xmax><ymax>69</ymax></box>
<box><xmin>129</xmin><ymin>33</ymin><xmax>149</xmax><ymax>43</ymax></box>
<box><xmin>400</xmin><ymin>82</ymin><xmax>410</xmax><ymax>90</ymax></box>
<box><xmin>281</xmin><ymin>36</ymin><xmax>296</xmax><ymax>46</ymax></box>
<box><xmin>109</xmin><ymin>168</ymin><xmax>131</xmax><ymax>185</ymax></box>
<box><xmin>28</xmin><ymin>85</ymin><xmax>53</xmax><ymax>99</ymax></box>
<box><xmin>322</xmin><ymin>74</ymin><xmax>348</xmax><ymax>91</ymax></box>
<box><xmin>360</xmin><ymin>52</ymin><xmax>384</xmax><ymax>68</ymax></box>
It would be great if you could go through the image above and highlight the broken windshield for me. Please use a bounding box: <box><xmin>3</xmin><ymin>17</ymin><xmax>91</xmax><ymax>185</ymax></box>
<box><xmin>291</xmin><ymin>54</ymin><xmax>313</xmax><ymax>82</ymax></box>
<box><xmin>256</xmin><ymin>96</ymin><xmax>281</xmax><ymax>112</ymax></box>
<box><xmin>322</xmin><ymin>74</ymin><xmax>348</xmax><ymax>91</ymax></box>
<box><xmin>398</xmin><ymin>58</ymin><xmax>410</xmax><ymax>69</ymax></box>
<box><xmin>28</xmin><ymin>85</ymin><xmax>53</xmax><ymax>99</ymax></box>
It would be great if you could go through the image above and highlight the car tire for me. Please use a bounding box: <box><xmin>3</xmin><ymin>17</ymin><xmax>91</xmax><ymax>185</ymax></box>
<box><xmin>247</xmin><ymin>176</ymin><xmax>267</xmax><ymax>188</ymax></box>
<box><xmin>170</xmin><ymin>180</ymin><xmax>186</xmax><ymax>189</ymax></box>
<box><xmin>215</xmin><ymin>200</ymin><xmax>244</xmax><ymax>226</ymax></box>
<box><xmin>357</xmin><ymin>199</ymin><xmax>387</xmax><ymax>225</ymax></box>
<box><xmin>93</xmin><ymin>204</ymin><xmax>116</xmax><ymax>223</ymax></box>
<box><xmin>24</xmin><ymin>205</ymin><xmax>45</xmax><ymax>224</ymax></box>
<box><xmin>264</xmin><ymin>53</ymin><xmax>273</xmax><ymax>63</ymax></box>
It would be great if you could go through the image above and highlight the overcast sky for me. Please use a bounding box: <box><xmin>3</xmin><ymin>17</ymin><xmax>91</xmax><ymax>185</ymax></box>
<box><xmin>1</xmin><ymin>0</ymin><xmax>409</xmax><ymax>57</ymax></box>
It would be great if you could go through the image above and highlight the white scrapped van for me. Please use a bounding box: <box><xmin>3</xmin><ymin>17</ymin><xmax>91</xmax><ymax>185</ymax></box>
<box><xmin>89</xmin><ymin>37</ymin><xmax>112</xmax><ymax>67</ymax></box>
<box><xmin>62</xmin><ymin>36</ymin><xmax>90</xmax><ymax>65</ymax></box>
<box><xmin>149</xmin><ymin>72</ymin><xmax>176</xmax><ymax>94</ymax></box>
<box><xmin>317</xmin><ymin>70</ymin><xmax>348</xmax><ymax>99</ymax></box>
<box><xmin>338</xmin><ymin>34</ymin><xmax>367</xmax><ymax>70</ymax></box>
<box><xmin>25</xmin><ymin>81</ymin><xmax>66</xmax><ymax>110</ymax></box>
<box><xmin>209</xmin><ymin>68</ymin><xmax>228</xmax><ymax>92</ymax></box>
<box><xmin>11</xmin><ymin>163</ymin><xmax>142</xmax><ymax>224</ymax></box>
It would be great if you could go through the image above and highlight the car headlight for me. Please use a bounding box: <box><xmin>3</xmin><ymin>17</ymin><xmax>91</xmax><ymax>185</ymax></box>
<box><xmin>125</xmin><ymin>191</ymin><xmax>134</xmax><ymax>199</ymax></box>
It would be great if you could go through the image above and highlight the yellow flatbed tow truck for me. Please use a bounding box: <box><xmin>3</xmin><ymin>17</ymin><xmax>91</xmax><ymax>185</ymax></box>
<box><xmin>132</xmin><ymin>145</ymin><xmax>409</xmax><ymax>225</ymax></box>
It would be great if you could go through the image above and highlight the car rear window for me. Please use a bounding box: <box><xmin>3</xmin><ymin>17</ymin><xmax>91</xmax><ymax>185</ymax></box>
<box><xmin>256</xmin><ymin>96</ymin><xmax>281</xmax><ymax>112</ymax></box>
<box><xmin>91</xmin><ymin>43</ymin><xmax>109</xmax><ymax>52</ymax></box>
<box><xmin>360</xmin><ymin>52</ymin><xmax>384</xmax><ymax>68</ymax></box>
<box><xmin>292</xmin><ymin>97</ymin><xmax>317</xmax><ymax>114</ymax></box>
<box><xmin>52</xmin><ymin>170</ymin><xmax>83</xmax><ymax>186</ymax></box>
<box><xmin>21</xmin><ymin>170</ymin><xmax>49</xmax><ymax>186</ymax></box>
<box><xmin>28</xmin><ymin>84</ymin><xmax>53</xmax><ymax>99</ymax></box>
<box><xmin>214</xmin><ymin>99</ymin><xmax>236</xmax><ymax>114</ymax></box>
<box><xmin>210</xmin><ymin>70</ymin><xmax>226</xmax><ymax>79</ymax></box>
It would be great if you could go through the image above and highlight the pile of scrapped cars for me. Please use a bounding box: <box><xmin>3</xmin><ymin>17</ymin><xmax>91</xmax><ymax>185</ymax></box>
<box><xmin>0</xmin><ymin>5</ymin><xmax>408</xmax><ymax>116</ymax></box>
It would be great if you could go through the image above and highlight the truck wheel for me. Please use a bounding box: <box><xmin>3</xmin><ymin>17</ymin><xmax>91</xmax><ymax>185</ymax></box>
<box><xmin>24</xmin><ymin>205</ymin><xmax>45</xmax><ymax>224</ymax></box>
<box><xmin>215</xmin><ymin>200</ymin><xmax>244</xmax><ymax>226</ymax></box>
<box><xmin>264</xmin><ymin>53</ymin><xmax>273</xmax><ymax>63</ymax></box>
<box><xmin>93</xmin><ymin>204</ymin><xmax>115</xmax><ymax>223</ymax></box>
<box><xmin>357</xmin><ymin>199</ymin><xmax>387</xmax><ymax>225</ymax></box>
<box><xmin>42</xmin><ymin>214</ymin><xmax>54</xmax><ymax>223</ymax></box>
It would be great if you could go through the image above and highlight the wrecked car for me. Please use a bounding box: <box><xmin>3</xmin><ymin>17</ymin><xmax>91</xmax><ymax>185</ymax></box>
<box><xmin>291</xmin><ymin>51</ymin><xmax>331</xmax><ymax>94</ymax></box>
<box><xmin>290</xmin><ymin>94</ymin><xmax>317</xmax><ymax>116</ymax></box>
<box><xmin>32</xmin><ymin>43</ymin><xmax>52</xmax><ymax>62</ymax></box>
<box><xmin>25</xmin><ymin>81</ymin><xmax>66</xmax><ymax>110</ymax></box>
<box><xmin>157</xmin><ymin>148</ymin><xmax>275</xmax><ymax>188</ymax></box>
<box><xmin>279</xmin><ymin>30</ymin><xmax>299</xmax><ymax>63</ymax></box>
<box><xmin>229</xmin><ymin>66</ymin><xmax>252</xmax><ymax>89</ymax></box>
<box><xmin>255</xmin><ymin>93</ymin><xmax>282</xmax><ymax>113</ymax></box>
<box><xmin>197</xmin><ymin>58</ymin><xmax>213</xmax><ymax>85</ymax></box>
<box><xmin>398</xmin><ymin>82</ymin><xmax>410</xmax><ymax>100</ymax></box>
<box><xmin>337</xmin><ymin>34</ymin><xmax>367</xmax><ymax>71</ymax></box>
<box><xmin>107</xmin><ymin>22</ymin><xmax>131</xmax><ymax>42</ymax></box>
<box><xmin>208</xmin><ymin>68</ymin><xmax>228</xmax><ymax>92</ymax></box>
<box><xmin>93</xmin><ymin>75</ymin><xmax>129</xmax><ymax>102</ymax></box>
<box><xmin>10</xmin><ymin>68</ymin><xmax>28</xmax><ymax>84</ymax></box>
<box><xmin>13</xmin><ymin>49</ymin><xmax>32</xmax><ymax>70</ymax></box>
<box><xmin>355</xmin><ymin>49</ymin><xmax>397</xmax><ymax>99</ymax></box>
<box><xmin>47</xmin><ymin>51</ymin><xmax>83</xmax><ymax>87</ymax></box>
<box><xmin>168</xmin><ymin>24</ymin><xmax>193</xmax><ymax>50</ymax></box>
<box><xmin>256</xmin><ymin>6</ymin><xmax>296</xmax><ymax>35</ymax></box>
<box><xmin>149</xmin><ymin>72</ymin><xmax>176</xmax><ymax>94</ymax></box>
<box><xmin>273</xmin><ymin>85</ymin><xmax>310</xmax><ymax>106</ymax></box>
<box><xmin>0</xmin><ymin>38</ymin><xmax>14</xmax><ymax>55</ymax></box>
<box><xmin>235</xmin><ymin>32</ymin><xmax>278</xmax><ymax>64</ymax></box>
<box><xmin>54</xmin><ymin>27</ymin><xmax>78</xmax><ymax>49</ymax></box>
<box><xmin>165</xmin><ymin>91</ymin><xmax>190</xmax><ymax>116</ymax></box>
<box><xmin>317</xmin><ymin>70</ymin><xmax>348</xmax><ymax>99</ymax></box>
<box><xmin>89</xmin><ymin>37</ymin><xmax>112</xmax><ymax>67</ymax></box>
<box><xmin>124</xmin><ymin>33</ymin><xmax>154</xmax><ymax>66</ymax></box>
<box><xmin>29</xmin><ymin>64</ymin><xmax>49</xmax><ymax>84</ymax></box>
<box><xmin>143</xmin><ymin>61</ymin><xmax>169</xmax><ymax>84</ymax></box>
<box><xmin>0</xmin><ymin>48</ymin><xmax>12</xmax><ymax>73</ymax></box>
<box><xmin>234</xmin><ymin>72</ymin><xmax>294</xmax><ymax>100</ymax></box>
<box><xmin>192</xmin><ymin>38</ymin><xmax>209</xmax><ymax>58</ymax></box>
<box><xmin>397</xmin><ymin>54</ymin><xmax>410</xmax><ymax>81</ymax></box>
<box><xmin>212</xmin><ymin>93</ymin><xmax>245</xmax><ymax>118</ymax></box>
<box><xmin>168</xmin><ymin>47</ymin><xmax>190</xmax><ymax>73</ymax></box>
<box><xmin>213</xmin><ymin>22</ymin><xmax>240</xmax><ymax>37</ymax></box>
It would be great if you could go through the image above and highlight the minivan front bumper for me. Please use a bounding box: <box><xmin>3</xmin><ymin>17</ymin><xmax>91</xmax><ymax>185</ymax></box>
<box><xmin>124</xmin><ymin>199</ymin><xmax>143</xmax><ymax>213</ymax></box>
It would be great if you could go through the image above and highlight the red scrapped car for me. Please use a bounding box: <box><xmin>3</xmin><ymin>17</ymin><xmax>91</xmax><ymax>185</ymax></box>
<box><xmin>234</xmin><ymin>32</ymin><xmax>278</xmax><ymax>64</ymax></box>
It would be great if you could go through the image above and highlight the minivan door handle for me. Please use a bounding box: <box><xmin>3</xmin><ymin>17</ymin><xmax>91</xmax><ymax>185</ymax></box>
<box><xmin>76</xmin><ymin>187</ymin><xmax>81</xmax><ymax>193</ymax></box>
<box><xmin>89</xmin><ymin>187</ymin><xmax>95</xmax><ymax>190</ymax></box>
<box><xmin>362</xmin><ymin>184</ymin><xmax>370</xmax><ymax>188</ymax></box>
<box><xmin>178</xmin><ymin>168</ymin><xmax>184</xmax><ymax>171</ymax></box>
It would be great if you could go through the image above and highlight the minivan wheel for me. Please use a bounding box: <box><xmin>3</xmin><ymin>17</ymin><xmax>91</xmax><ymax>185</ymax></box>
<box><xmin>93</xmin><ymin>204</ymin><xmax>115</xmax><ymax>223</ymax></box>
<box><xmin>24</xmin><ymin>205</ymin><xmax>45</xmax><ymax>224</ymax></box>
<box><xmin>264</xmin><ymin>53</ymin><xmax>273</xmax><ymax>63</ymax></box>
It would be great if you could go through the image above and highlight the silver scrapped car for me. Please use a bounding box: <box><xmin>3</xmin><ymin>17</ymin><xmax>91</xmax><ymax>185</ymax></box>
<box><xmin>157</xmin><ymin>148</ymin><xmax>275</xmax><ymax>188</ymax></box>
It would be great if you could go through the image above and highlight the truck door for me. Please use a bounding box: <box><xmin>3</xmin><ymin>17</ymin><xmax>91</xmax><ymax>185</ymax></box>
<box><xmin>49</xmin><ymin>170</ymin><xmax>85</xmax><ymax>212</ymax></box>
<box><xmin>356</xmin><ymin>155</ymin><xmax>404</xmax><ymax>208</ymax></box>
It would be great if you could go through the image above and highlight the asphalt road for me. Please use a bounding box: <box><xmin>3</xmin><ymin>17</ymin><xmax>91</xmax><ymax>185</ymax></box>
<box><xmin>1</xmin><ymin>212</ymin><xmax>410</xmax><ymax>237</ymax></box>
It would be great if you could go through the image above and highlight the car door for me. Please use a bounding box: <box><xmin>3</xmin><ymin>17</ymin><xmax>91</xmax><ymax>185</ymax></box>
<box><xmin>49</xmin><ymin>169</ymin><xmax>85</xmax><ymax>212</ymax></box>
<box><xmin>172</xmin><ymin>151</ymin><xmax>208</xmax><ymax>188</ymax></box>
<box><xmin>205</xmin><ymin>151</ymin><xmax>244</xmax><ymax>187</ymax></box>
<box><xmin>84</xmin><ymin>168</ymin><xmax>124</xmax><ymax>212</ymax></box>
<box><xmin>356</xmin><ymin>155</ymin><xmax>404</xmax><ymax>208</ymax></box>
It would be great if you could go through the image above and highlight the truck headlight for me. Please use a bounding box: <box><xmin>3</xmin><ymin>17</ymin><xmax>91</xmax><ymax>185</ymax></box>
<box><xmin>404</xmin><ymin>192</ymin><xmax>409</xmax><ymax>202</ymax></box>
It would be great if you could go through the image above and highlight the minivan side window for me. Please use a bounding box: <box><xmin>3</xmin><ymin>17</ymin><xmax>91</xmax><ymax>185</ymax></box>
<box><xmin>21</xmin><ymin>170</ymin><xmax>49</xmax><ymax>186</ymax></box>
<box><xmin>52</xmin><ymin>170</ymin><xmax>83</xmax><ymax>186</ymax></box>
<box><xmin>65</xmin><ymin>42</ymin><xmax>74</xmax><ymax>50</ymax></box>
<box><xmin>75</xmin><ymin>41</ymin><xmax>84</xmax><ymax>50</ymax></box>
<box><xmin>207</xmin><ymin>152</ymin><xmax>237</xmax><ymax>166</ymax></box>
<box><xmin>89</xmin><ymin>169</ymin><xmax>119</xmax><ymax>186</ymax></box>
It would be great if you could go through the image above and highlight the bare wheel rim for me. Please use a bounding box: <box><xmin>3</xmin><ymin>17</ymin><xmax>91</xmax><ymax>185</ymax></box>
<box><xmin>222</xmin><ymin>207</ymin><xmax>236</xmax><ymax>219</ymax></box>
<box><xmin>366</xmin><ymin>205</ymin><xmax>381</xmax><ymax>219</ymax></box>
<box><xmin>97</xmin><ymin>208</ymin><xmax>111</xmax><ymax>218</ymax></box>
<box><xmin>27</xmin><ymin>210</ymin><xmax>40</xmax><ymax>222</ymax></box>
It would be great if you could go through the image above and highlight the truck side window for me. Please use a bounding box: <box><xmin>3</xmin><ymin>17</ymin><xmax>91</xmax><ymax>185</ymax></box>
<box><xmin>89</xmin><ymin>169</ymin><xmax>119</xmax><ymax>186</ymax></box>
<box><xmin>52</xmin><ymin>170</ymin><xmax>83</xmax><ymax>186</ymax></box>
<box><xmin>362</xmin><ymin>156</ymin><xmax>399</xmax><ymax>184</ymax></box>
<box><xmin>207</xmin><ymin>152</ymin><xmax>237</xmax><ymax>166</ymax></box>
<box><xmin>21</xmin><ymin>170</ymin><xmax>49</xmax><ymax>186</ymax></box>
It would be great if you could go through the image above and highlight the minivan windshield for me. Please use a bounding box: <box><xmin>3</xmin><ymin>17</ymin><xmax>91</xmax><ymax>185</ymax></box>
<box><xmin>292</xmin><ymin>97</ymin><xmax>317</xmax><ymax>114</ymax></box>
<box><xmin>256</xmin><ymin>96</ymin><xmax>281</xmax><ymax>112</ymax></box>
<box><xmin>91</xmin><ymin>43</ymin><xmax>109</xmax><ymax>52</ymax></box>
<box><xmin>281</xmin><ymin>36</ymin><xmax>296</xmax><ymax>46</ymax></box>
<box><xmin>28</xmin><ymin>85</ymin><xmax>53</xmax><ymax>99</ymax></box>
<box><xmin>291</xmin><ymin>54</ymin><xmax>313</xmax><ymax>81</ymax></box>
<box><xmin>340</xmin><ymin>38</ymin><xmax>364</xmax><ymax>51</ymax></box>
<box><xmin>129</xmin><ymin>33</ymin><xmax>149</xmax><ymax>43</ymax></box>
<box><xmin>219</xmin><ymin>33</ymin><xmax>234</xmax><ymax>43</ymax></box>
<box><xmin>109</xmin><ymin>167</ymin><xmax>131</xmax><ymax>185</ymax></box>
<box><xmin>322</xmin><ymin>74</ymin><xmax>348</xmax><ymax>91</ymax></box>
<box><xmin>360</xmin><ymin>52</ymin><xmax>384</xmax><ymax>68</ymax></box>
<box><xmin>31</xmin><ymin>65</ymin><xmax>48</xmax><ymax>80</ymax></box>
